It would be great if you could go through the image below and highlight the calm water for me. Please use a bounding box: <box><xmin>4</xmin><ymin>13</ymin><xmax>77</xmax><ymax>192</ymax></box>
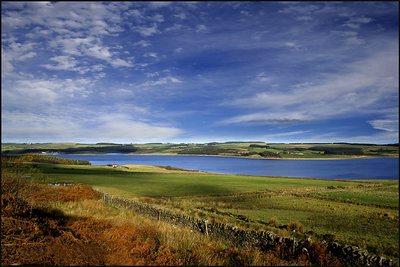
<box><xmin>47</xmin><ymin>154</ymin><xmax>399</xmax><ymax>180</ymax></box>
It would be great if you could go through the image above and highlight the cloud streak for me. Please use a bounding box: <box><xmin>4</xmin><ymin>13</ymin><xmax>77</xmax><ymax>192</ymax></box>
<box><xmin>223</xmin><ymin>42</ymin><xmax>398</xmax><ymax>126</ymax></box>
<box><xmin>2</xmin><ymin>110</ymin><xmax>182</xmax><ymax>143</ymax></box>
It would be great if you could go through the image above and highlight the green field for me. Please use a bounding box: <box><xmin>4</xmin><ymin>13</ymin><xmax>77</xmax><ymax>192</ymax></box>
<box><xmin>2</xmin><ymin>152</ymin><xmax>399</xmax><ymax>263</ymax></box>
<box><xmin>35</xmin><ymin>163</ymin><xmax>384</xmax><ymax>198</ymax></box>
<box><xmin>313</xmin><ymin>186</ymin><xmax>399</xmax><ymax>207</ymax></box>
<box><xmin>31</xmin><ymin>162</ymin><xmax>399</xmax><ymax>262</ymax></box>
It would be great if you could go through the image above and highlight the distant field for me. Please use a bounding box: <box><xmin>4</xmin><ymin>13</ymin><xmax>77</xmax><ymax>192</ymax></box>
<box><xmin>2</xmin><ymin>142</ymin><xmax>398</xmax><ymax>159</ymax></box>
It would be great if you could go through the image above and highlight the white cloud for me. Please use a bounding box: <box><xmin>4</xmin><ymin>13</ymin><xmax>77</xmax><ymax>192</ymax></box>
<box><xmin>142</xmin><ymin>76</ymin><xmax>182</xmax><ymax>86</ymax></box>
<box><xmin>263</xmin><ymin>130</ymin><xmax>311</xmax><ymax>138</ymax></box>
<box><xmin>2</xmin><ymin>2</ymin><xmax>124</xmax><ymax>37</ymax></box>
<box><xmin>224</xmin><ymin>43</ymin><xmax>398</xmax><ymax>125</ymax></box>
<box><xmin>297</xmin><ymin>16</ymin><xmax>312</xmax><ymax>21</ymax></box>
<box><xmin>110</xmin><ymin>58</ymin><xmax>134</xmax><ymax>67</ymax></box>
<box><xmin>342</xmin><ymin>16</ymin><xmax>373</xmax><ymax>29</ymax></box>
<box><xmin>1</xmin><ymin>39</ymin><xmax>38</xmax><ymax>74</ymax></box>
<box><xmin>279</xmin><ymin>4</ymin><xmax>319</xmax><ymax>15</ymax></box>
<box><xmin>255</xmin><ymin>72</ymin><xmax>271</xmax><ymax>83</ymax></box>
<box><xmin>284</xmin><ymin>42</ymin><xmax>301</xmax><ymax>49</ymax></box>
<box><xmin>2</xmin><ymin>2</ymin><xmax>134</xmax><ymax>73</ymax></box>
<box><xmin>125</xmin><ymin>9</ymin><xmax>144</xmax><ymax>22</ymax></box>
<box><xmin>133</xmin><ymin>40</ymin><xmax>151</xmax><ymax>47</ymax></box>
<box><xmin>330</xmin><ymin>30</ymin><xmax>365</xmax><ymax>46</ymax></box>
<box><xmin>196</xmin><ymin>24</ymin><xmax>207</xmax><ymax>32</ymax></box>
<box><xmin>2</xmin><ymin>111</ymin><xmax>183</xmax><ymax>143</ymax></box>
<box><xmin>165</xmin><ymin>24</ymin><xmax>183</xmax><ymax>31</ymax></box>
<box><xmin>18</xmin><ymin>51</ymin><xmax>37</xmax><ymax>61</ymax></box>
<box><xmin>251</xmin><ymin>30</ymin><xmax>269</xmax><ymax>40</ymax></box>
<box><xmin>149</xmin><ymin>2</ymin><xmax>172</xmax><ymax>9</ymax></box>
<box><xmin>91</xmin><ymin>116</ymin><xmax>182</xmax><ymax>142</ymax></box>
<box><xmin>152</xmin><ymin>14</ymin><xmax>164</xmax><ymax>23</ymax></box>
<box><xmin>86</xmin><ymin>44</ymin><xmax>113</xmax><ymax>60</ymax></box>
<box><xmin>284</xmin><ymin>42</ymin><xmax>296</xmax><ymax>47</ymax></box>
<box><xmin>49</xmin><ymin>37</ymin><xmax>93</xmax><ymax>56</ymax></box>
<box><xmin>134</xmin><ymin>24</ymin><xmax>159</xmax><ymax>36</ymax></box>
<box><xmin>174</xmin><ymin>47</ymin><xmax>183</xmax><ymax>53</ymax></box>
<box><xmin>42</xmin><ymin>56</ymin><xmax>79</xmax><ymax>71</ymax></box>
<box><xmin>146</xmin><ymin>72</ymin><xmax>160</xmax><ymax>77</ymax></box>
<box><xmin>3</xmin><ymin>77</ymin><xmax>92</xmax><ymax>110</ymax></box>
<box><xmin>222</xmin><ymin>112</ymin><xmax>310</xmax><ymax>125</ymax></box>
<box><xmin>174</xmin><ymin>13</ymin><xmax>186</xmax><ymax>19</ymax></box>
<box><xmin>331</xmin><ymin>131</ymin><xmax>398</xmax><ymax>144</ymax></box>
<box><xmin>145</xmin><ymin>52</ymin><xmax>158</xmax><ymax>58</ymax></box>
<box><xmin>49</xmin><ymin>37</ymin><xmax>133</xmax><ymax>68</ymax></box>
<box><xmin>368</xmin><ymin>115</ymin><xmax>399</xmax><ymax>132</ymax></box>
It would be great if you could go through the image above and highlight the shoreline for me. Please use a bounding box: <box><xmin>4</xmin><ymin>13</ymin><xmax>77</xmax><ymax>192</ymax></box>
<box><xmin>39</xmin><ymin>152</ymin><xmax>398</xmax><ymax>160</ymax></box>
<box><xmin>127</xmin><ymin>153</ymin><xmax>398</xmax><ymax>160</ymax></box>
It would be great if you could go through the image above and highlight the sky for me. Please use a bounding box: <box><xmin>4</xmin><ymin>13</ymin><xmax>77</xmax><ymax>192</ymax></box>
<box><xmin>1</xmin><ymin>1</ymin><xmax>399</xmax><ymax>144</ymax></box>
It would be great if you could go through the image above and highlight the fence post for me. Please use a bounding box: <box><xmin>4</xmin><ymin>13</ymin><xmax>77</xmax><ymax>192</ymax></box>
<box><xmin>293</xmin><ymin>238</ymin><xmax>296</xmax><ymax>255</ymax></box>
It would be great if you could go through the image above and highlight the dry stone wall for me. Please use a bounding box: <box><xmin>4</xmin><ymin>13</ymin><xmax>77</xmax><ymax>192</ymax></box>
<box><xmin>97</xmin><ymin>190</ymin><xmax>395</xmax><ymax>266</ymax></box>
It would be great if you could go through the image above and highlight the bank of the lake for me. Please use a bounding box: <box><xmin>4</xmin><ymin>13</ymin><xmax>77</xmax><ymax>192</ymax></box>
<box><xmin>130</xmin><ymin>152</ymin><xmax>395</xmax><ymax>160</ymax></box>
<box><xmin>46</xmin><ymin>154</ymin><xmax>399</xmax><ymax>180</ymax></box>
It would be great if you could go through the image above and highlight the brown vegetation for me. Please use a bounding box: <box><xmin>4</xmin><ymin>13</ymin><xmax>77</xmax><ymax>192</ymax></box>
<box><xmin>288</xmin><ymin>221</ymin><xmax>306</xmax><ymax>234</ymax></box>
<box><xmin>1</xmin><ymin>158</ymin><xmax>341</xmax><ymax>266</ymax></box>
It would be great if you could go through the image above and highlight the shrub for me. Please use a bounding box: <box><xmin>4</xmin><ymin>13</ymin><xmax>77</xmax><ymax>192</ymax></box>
<box><xmin>287</xmin><ymin>221</ymin><xmax>305</xmax><ymax>233</ymax></box>
<box><xmin>258</xmin><ymin>151</ymin><xmax>281</xmax><ymax>158</ymax></box>
<box><xmin>268</xmin><ymin>217</ymin><xmax>279</xmax><ymax>227</ymax></box>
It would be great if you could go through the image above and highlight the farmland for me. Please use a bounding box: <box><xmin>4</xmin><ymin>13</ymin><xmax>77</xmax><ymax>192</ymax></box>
<box><xmin>32</xmin><ymin>159</ymin><xmax>399</xmax><ymax>262</ymax></box>
<box><xmin>2</xmin><ymin>154</ymin><xmax>398</xmax><ymax>265</ymax></box>
<box><xmin>2</xmin><ymin>142</ymin><xmax>398</xmax><ymax>159</ymax></box>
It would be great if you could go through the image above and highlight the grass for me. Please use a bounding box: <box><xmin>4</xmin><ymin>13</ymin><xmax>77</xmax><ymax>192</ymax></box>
<box><xmin>3</xmin><ymin>155</ymin><xmax>398</xmax><ymax>265</ymax></box>
<box><xmin>34</xmin><ymin>163</ymin><xmax>382</xmax><ymax>198</ymax></box>
<box><xmin>196</xmin><ymin>195</ymin><xmax>399</xmax><ymax>260</ymax></box>
<box><xmin>2</xmin><ymin>162</ymin><xmax>339</xmax><ymax>266</ymax></box>
<box><xmin>313</xmin><ymin>186</ymin><xmax>399</xmax><ymax>207</ymax></box>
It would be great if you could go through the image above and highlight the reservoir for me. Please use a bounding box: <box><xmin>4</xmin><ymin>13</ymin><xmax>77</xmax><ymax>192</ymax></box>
<box><xmin>47</xmin><ymin>154</ymin><xmax>399</xmax><ymax>180</ymax></box>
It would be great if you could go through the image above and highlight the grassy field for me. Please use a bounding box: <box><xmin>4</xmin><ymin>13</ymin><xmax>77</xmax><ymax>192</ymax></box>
<box><xmin>313</xmin><ymin>186</ymin><xmax>399</xmax><ymax>207</ymax></box>
<box><xmin>2</xmin><ymin>154</ymin><xmax>398</xmax><ymax>264</ymax></box>
<box><xmin>34</xmin><ymin>163</ymin><xmax>385</xmax><ymax>198</ymax></box>
<box><xmin>1</xmin><ymin>157</ymin><xmax>343</xmax><ymax>266</ymax></box>
<box><xmin>208</xmin><ymin>196</ymin><xmax>398</xmax><ymax>258</ymax></box>
<box><xmin>30</xmin><ymin>162</ymin><xmax>399</xmax><ymax>262</ymax></box>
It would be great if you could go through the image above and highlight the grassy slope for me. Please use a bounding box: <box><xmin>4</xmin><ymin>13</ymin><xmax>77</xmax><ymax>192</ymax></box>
<box><xmin>217</xmin><ymin>196</ymin><xmax>398</xmax><ymax>258</ymax></box>
<box><xmin>34</xmin><ymin>162</ymin><xmax>399</xmax><ymax>262</ymax></box>
<box><xmin>35</xmin><ymin>163</ymin><xmax>384</xmax><ymax>198</ymax></box>
<box><xmin>1</xmin><ymin>160</ymin><xmax>341</xmax><ymax>266</ymax></box>
<box><xmin>315</xmin><ymin>186</ymin><xmax>399</xmax><ymax>207</ymax></box>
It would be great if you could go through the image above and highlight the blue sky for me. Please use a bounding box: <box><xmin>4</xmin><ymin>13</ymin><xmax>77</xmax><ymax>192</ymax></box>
<box><xmin>2</xmin><ymin>1</ymin><xmax>398</xmax><ymax>144</ymax></box>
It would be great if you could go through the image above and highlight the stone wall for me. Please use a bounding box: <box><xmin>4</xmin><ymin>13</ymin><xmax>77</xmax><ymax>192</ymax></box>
<box><xmin>97</xmin><ymin>190</ymin><xmax>395</xmax><ymax>266</ymax></box>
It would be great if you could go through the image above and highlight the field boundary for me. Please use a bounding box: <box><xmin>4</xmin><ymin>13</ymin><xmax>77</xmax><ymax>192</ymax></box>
<box><xmin>95</xmin><ymin>189</ymin><xmax>395</xmax><ymax>266</ymax></box>
<box><xmin>297</xmin><ymin>193</ymin><xmax>398</xmax><ymax>210</ymax></box>
<box><xmin>177</xmin><ymin>184</ymin><xmax>398</xmax><ymax>210</ymax></box>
